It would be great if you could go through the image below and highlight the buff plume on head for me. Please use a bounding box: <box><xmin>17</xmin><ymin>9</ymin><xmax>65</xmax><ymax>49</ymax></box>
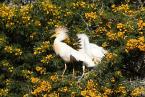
<box><xmin>55</xmin><ymin>26</ymin><xmax>68</xmax><ymax>34</ymax></box>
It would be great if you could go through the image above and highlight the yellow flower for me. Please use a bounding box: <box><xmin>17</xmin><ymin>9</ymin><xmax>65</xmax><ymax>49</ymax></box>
<box><xmin>111</xmin><ymin>77</ymin><xmax>115</xmax><ymax>83</ymax></box>
<box><xmin>106</xmin><ymin>32</ymin><xmax>117</xmax><ymax>40</ymax></box>
<box><xmin>117</xmin><ymin>31</ymin><xmax>125</xmax><ymax>39</ymax></box>
<box><xmin>31</xmin><ymin>77</ymin><xmax>39</xmax><ymax>83</ymax></box>
<box><xmin>125</xmin><ymin>37</ymin><xmax>145</xmax><ymax>52</ymax></box>
<box><xmin>41</xmin><ymin>54</ymin><xmax>53</xmax><ymax>64</ymax></box>
<box><xmin>23</xmin><ymin>94</ymin><xmax>29</xmax><ymax>97</ymax></box>
<box><xmin>4</xmin><ymin>46</ymin><xmax>13</xmax><ymax>53</ymax></box>
<box><xmin>33</xmin><ymin>41</ymin><xmax>50</xmax><ymax>55</ymax></box>
<box><xmin>115</xmin><ymin>71</ymin><xmax>122</xmax><ymax>77</ymax></box>
<box><xmin>72</xmin><ymin>1</ymin><xmax>86</xmax><ymax>9</ymax></box>
<box><xmin>0</xmin><ymin>88</ymin><xmax>9</xmax><ymax>96</ymax></box>
<box><xmin>137</xmin><ymin>19</ymin><xmax>145</xmax><ymax>30</ymax></box>
<box><xmin>81</xmin><ymin>90</ymin><xmax>87</xmax><ymax>96</ymax></box>
<box><xmin>86</xmin><ymin>80</ymin><xmax>95</xmax><ymax>89</ymax></box>
<box><xmin>103</xmin><ymin>87</ymin><xmax>112</xmax><ymax>95</ymax></box>
<box><xmin>117</xmin><ymin>23</ymin><xmax>124</xmax><ymax>29</ymax></box>
<box><xmin>50</xmin><ymin>74</ymin><xmax>58</xmax><ymax>82</ymax></box>
<box><xmin>116</xmin><ymin>85</ymin><xmax>126</xmax><ymax>95</ymax></box>
<box><xmin>131</xmin><ymin>87</ymin><xmax>145</xmax><ymax>97</ymax></box>
<box><xmin>35</xmin><ymin>66</ymin><xmax>46</xmax><ymax>74</ymax></box>
<box><xmin>0</xmin><ymin>34</ymin><xmax>6</xmax><ymax>45</ymax></box>
<box><xmin>111</xmin><ymin>4</ymin><xmax>115</xmax><ymax>8</ymax></box>
<box><xmin>105</xmin><ymin>53</ymin><xmax>117</xmax><ymax>61</ymax></box>
<box><xmin>112</xmin><ymin>4</ymin><xmax>129</xmax><ymax>14</ymax></box>
<box><xmin>63</xmin><ymin>87</ymin><xmax>68</xmax><ymax>92</ymax></box>
<box><xmin>102</xmin><ymin>42</ymin><xmax>108</xmax><ymax>48</ymax></box>
<box><xmin>31</xmin><ymin>80</ymin><xmax>51</xmax><ymax>95</ymax></box>
<box><xmin>34</xmin><ymin>20</ymin><xmax>41</xmax><ymax>27</ymax></box>
<box><xmin>14</xmin><ymin>48</ymin><xmax>22</xmax><ymax>56</ymax></box>
<box><xmin>47</xmin><ymin>92</ymin><xmax>59</xmax><ymax>97</ymax></box>
<box><xmin>30</xmin><ymin>32</ymin><xmax>37</xmax><ymax>39</ymax></box>
<box><xmin>85</xmin><ymin>12</ymin><xmax>97</xmax><ymax>21</ymax></box>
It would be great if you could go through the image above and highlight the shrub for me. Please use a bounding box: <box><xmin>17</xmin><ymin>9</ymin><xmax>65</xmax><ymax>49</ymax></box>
<box><xmin>0</xmin><ymin>0</ymin><xmax>145</xmax><ymax>96</ymax></box>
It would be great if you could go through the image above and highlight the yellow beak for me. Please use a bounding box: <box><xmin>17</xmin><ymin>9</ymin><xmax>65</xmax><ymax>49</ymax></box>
<box><xmin>51</xmin><ymin>33</ymin><xmax>57</xmax><ymax>38</ymax></box>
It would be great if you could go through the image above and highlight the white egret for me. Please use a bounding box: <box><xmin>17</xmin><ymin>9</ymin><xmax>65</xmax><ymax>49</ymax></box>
<box><xmin>52</xmin><ymin>27</ymin><xmax>96</xmax><ymax>78</ymax></box>
<box><xmin>77</xmin><ymin>33</ymin><xmax>108</xmax><ymax>64</ymax></box>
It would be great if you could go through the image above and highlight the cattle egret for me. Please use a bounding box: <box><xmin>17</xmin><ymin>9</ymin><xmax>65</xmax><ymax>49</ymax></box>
<box><xmin>77</xmin><ymin>33</ymin><xmax>107</xmax><ymax>64</ymax></box>
<box><xmin>52</xmin><ymin>27</ymin><xmax>96</xmax><ymax>79</ymax></box>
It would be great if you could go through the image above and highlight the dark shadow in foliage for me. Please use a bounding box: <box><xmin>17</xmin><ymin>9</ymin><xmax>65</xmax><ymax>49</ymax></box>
<box><xmin>121</xmin><ymin>49</ymin><xmax>145</xmax><ymax>79</ymax></box>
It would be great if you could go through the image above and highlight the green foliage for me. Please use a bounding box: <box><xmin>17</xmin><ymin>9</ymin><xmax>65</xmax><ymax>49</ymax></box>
<box><xmin>0</xmin><ymin>0</ymin><xmax>145</xmax><ymax>97</ymax></box>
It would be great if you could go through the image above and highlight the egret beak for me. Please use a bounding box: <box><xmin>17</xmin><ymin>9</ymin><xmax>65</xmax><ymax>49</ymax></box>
<box><xmin>51</xmin><ymin>33</ymin><xmax>57</xmax><ymax>38</ymax></box>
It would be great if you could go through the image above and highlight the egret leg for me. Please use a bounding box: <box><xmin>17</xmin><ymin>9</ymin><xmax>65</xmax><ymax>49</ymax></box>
<box><xmin>73</xmin><ymin>66</ymin><xmax>75</xmax><ymax>77</ymax></box>
<box><xmin>62</xmin><ymin>63</ymin><xmax>67</xmax><ymax>77</ymax></box>
<box><xmin>78</xmin><ymin>65</ymin><xmax>85</xmax><ymax>81</ymax></box>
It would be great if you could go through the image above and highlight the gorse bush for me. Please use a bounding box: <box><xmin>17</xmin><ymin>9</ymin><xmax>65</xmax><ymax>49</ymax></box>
<box><xmin>0</xmin><ymin>0</ymin><xmax>145</xmax><ymax>97</ymax></box>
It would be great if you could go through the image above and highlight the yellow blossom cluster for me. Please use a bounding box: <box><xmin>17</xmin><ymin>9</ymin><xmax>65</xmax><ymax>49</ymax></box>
<box><xmin>117</xmin><ymin>31</ymin><xmax>125</xmax><ymax>39</ymax></box>
<box><xmin>103</xmin><ymin>87</ymin><xmax>113</xmax><ymax>96</ymax></box>
<box><xmin>1</xmin><ymin>60</ymin><xmax>13</xmax><ymax>73</ymax></box>
<box><xmin>110</xmin><ymin>77</ymin><xmax>115</xmax><ymax>83</ymax></box>
<box><xmin>21</xmin><ymin>70</ymin><xmax>32</xmax><ymax>78</ymax></box>
<box><xmin>33</xmin><ymin>41</ymin><xmax>50</xmax><ymax>55</ymax></box>
<box><xmin>105</xmin><ymin>52</ymin><xmax>117</xmax><ymax>61</ymax></box>
<box><xmin>23</xmin><ymin>94</ymin><xmax>29</xmax><ymax>97</ymax></box>
<box><xmin>81</xmin><ymin>80</ymin><xmax>101</xmax><ymax>97</ymax></box>
<box><xmin>5</xmin><ymin>79</ymin><xmax>12</xmax><ymax>86</ymax></box>
<box><xmin>0</xmin><ymin>4</ymin><xmax>15</xmax><ymax>18</ymax></box>
<box><xmin>44</xmin><ymin>91</ymin><xmax>59</xmax><ymax>97</ymax></box>
<box><xmin>117</xmin><ymin>23</ymin><xmax>124</xmax><ymax>29</ymax></box>
<box><xmin>64</xmin><ymin>11</ymin><xmax>72</xmax><ymax>17</ymax></box>
<box><xmin>34</xmin><ymin>20</ymin><xmax>41</xmax><ymax>27</ymax></box>
<box><xmin>106</xmin><ymin>31</ymin><xmax>117</xmax><ymax>40</ymax></box>
<box><xmin>96</xmin><ymin>27</ymin><xmax>107</xmax><ymax>33</ymax></box>
<box><xmin>4</xmin><ymin>46</ymin><xmax>22</xmax><ymax>56</ymax></box>
<box><xmin>125</xmin><ymin>36</ymin><xmax>145</xmax><ymax>52</ymax></box>
<box><xmin>41</xmin><ymin>54</ymin><xmax>53</xmax><ymax>64</ymax></box>
<box><xmin>0</xmin><ymin>34</ymin><xmax>6</xmax><ymax>45</ymax></box>
<box><xmin>20</xmin><ymin>4</ymin><xmax>32</xmax><ymax>24</ymax></box>
<box><xmin>35</xmin><ymin>66</ymin><xmax>46</xmax><ymax>74</ymax></box>
<box><xmin>115</xmin><ymin>85</ymin><xmax>127</xmax><ymax>96</ymax></box>
<box><xmin>41</xmin><ymin>1</ymin><xmax>58</xmax><ymax>15</ymax></box>
<box><xmin>31</xmin><ymin>80</ymin><xmax>52</xmax><ymax>96</ymax></box>
<box><xmin>58</xmin><ymin>86</ymin><xmax>68</xmax><ymax>93</ymax></box>
<box><xmin>31</xmin><ymin>77</ymin><xmax>40</xmax><ymax>83</ymax></box>
<box><xmin>72</xmin><ymin>1</ymin><xmax>86</xmax><ymax>9</ymax></box>
<box><xmin>29</xmin><ymin>32</ymin><xmax>37</xmax><ymax>39</ymax></box>
<box><xmin>115</xmin><ymin>71</ymin><xmax>122</xmax><ymax>77</ymax></box>
<box><xmin>112</xmin><ymin>4</ymin><xmax>133</xmax><ymax>15</ymax></box>
<box><xmin>0</xmin><ymin>88</ymin><xmax>9</xmax><ymax>97</ymax></box>
<box><xmin>106</xmin><ymin>31</ymin><xmax>125</xmax><ymax>40</ymax></box>
<box><xmin>0</xmin><ymin>4</ymin><xmax>16</xmax><ymax>28</ymax></box>
<box><xmin>85</xmin><ymin>12</ymin><xmax>97</xmax><ymax>21</ymax></box>
<box><xmin>102</xmin><ymin>42</ymin><xmax>108</xmax><ymax>48</ymax></box>
<box><xmin>50</xmin><ymin>73</ymin><xmax>58</xmax><ymax>82</ymax></box>
<box><xmin>131</xmin><ymin>87</ymin><xmax>145</xmax><ymax>97</ymax></box>
<box><xmin>137</xmin><ymin>19</ymin><xmax>145</xmax><ymax>30</ymax></box>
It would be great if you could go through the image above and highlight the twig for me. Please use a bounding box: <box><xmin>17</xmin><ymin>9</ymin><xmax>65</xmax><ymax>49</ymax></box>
<box><xmin>76</xmin><ymin>13</ymin><xmax>91</xmax><ymax>33</ymax></box>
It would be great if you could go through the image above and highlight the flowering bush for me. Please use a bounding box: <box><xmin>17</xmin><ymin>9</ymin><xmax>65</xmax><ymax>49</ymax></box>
<box><xmin>0</xmin><ymin>0</ymin><xmax>145</xmax><ymax>97</ymax></box>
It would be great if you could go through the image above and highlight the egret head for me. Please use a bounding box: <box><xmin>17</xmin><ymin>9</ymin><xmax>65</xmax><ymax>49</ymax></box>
<box><xmin>77</xmin><ymin>34</ymin><xmax>89</xmax><ymax>41</ymax></box>
<box><xmin>51</xmin><ymin>26</ymin><xmax>69</xmax><ymax>40</ymax></box>
<box><xmin>55</xmin><ymin>26</ymin><xmax>68</xmax><ymax>34</ymax></box>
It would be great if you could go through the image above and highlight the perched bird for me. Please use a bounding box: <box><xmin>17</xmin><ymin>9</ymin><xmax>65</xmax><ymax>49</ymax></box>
<box><xmin>77</xmin><ymin>33</ymin><xmax>107</xmax><ymax>64</ymax></box>
<box><xmin>52</xmin><ymin>27</ymin><xmax>96</xmax><ymax>78</ymax></box>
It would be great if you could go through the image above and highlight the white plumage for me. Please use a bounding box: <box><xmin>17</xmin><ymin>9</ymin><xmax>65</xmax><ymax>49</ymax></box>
<box><xmin>77</xmin><ymin>34</ymin><xmax>107</xmax><ymax>64</ymax></box>
<box><xmin>52</xmin><ymin>27</ymin><xmax>96</xmax><ymax>78</ymax></box>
